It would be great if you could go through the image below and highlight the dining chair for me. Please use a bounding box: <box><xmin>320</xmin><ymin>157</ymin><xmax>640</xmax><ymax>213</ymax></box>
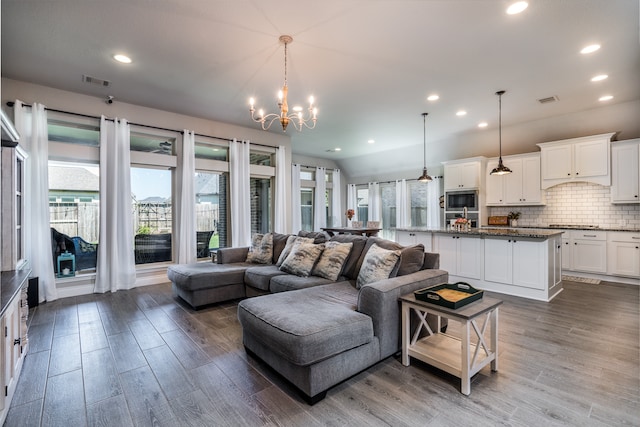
<box><xmin>366</xmin><ymin>221</ymin><xmax>380</xmax><ymax>228</ymax></box>
<box><xmin>351</xmin><ymin>221</ymin><xmax>363</xmax><ymax>228</ymax></box>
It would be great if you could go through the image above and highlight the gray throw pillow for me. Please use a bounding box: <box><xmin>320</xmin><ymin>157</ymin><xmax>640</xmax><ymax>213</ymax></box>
<box><xmin>279</xmin><ymin>241</ymin><xmax>325</xmax><ymax>277</ymax></box>
<box><xmin>276</xmin><ymin>236</ymin><xmax>314</xmax><ymax>266</ymax></box>
<box><xmin>246</xmin><ymin>233</ymin><xmax>273</xmax><ymax>264</ymax></box>
<box><xmin>312</xmin><ymin>241</ymin><xmax>353</xmax><ymax>281</ymax></box>
<box><xmin>356</xmin><ymin>243</ymin><xmax>401</xmax><ymax>289</ymax></box>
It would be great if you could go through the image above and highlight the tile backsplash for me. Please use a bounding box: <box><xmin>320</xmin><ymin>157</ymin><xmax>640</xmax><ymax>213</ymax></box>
<box><xmin>488</xmin><ymin>182</ymin><xmax>640</xmax><ymax>230</ymax></box>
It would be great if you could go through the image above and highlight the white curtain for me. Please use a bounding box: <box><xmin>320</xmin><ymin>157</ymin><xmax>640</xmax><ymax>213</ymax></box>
<box><xmin>176</xmin><ymin>130</ymin><xmax>196</xmax><ymax>263</ymax></box>
<box><xmin>396</xmin><ymin>179</ymin><xmax>410</xmax><ymax>228</ymax></box>
<box><xmin>230</xmin><ymin>139</ymin><xmax>251</xmax><ymax>247</ymax></box>
<box><xmin>274</xmin><ymin>145</ymin><xmax>287</xmax><ymax>233</ymax></box>
<box><xmin>426</xmin><ymin>179</ymin><xmax>441</xmax><ymax>228</ymax></box>
<box><xmin>368</xmin><ymin>182</ymin><xmax>381</xmax><ymax>222</ymax></box>
<box><xmin>331</xmin><ymin>169</ymin><xmax>342</xmax><ymax>226</ymax></box>
<box><xmin>291</xmin><ymin>164</ymin><xmax>301</xmax><ymax>232</ymax></box>
<box><xmin>314</xmin><ymin>167</ymin><xmax>327</xmax><ymax>230</ymax></box>
<box><xmin>347</xmin><ymin>184</ymin><xmax>358</xmax><ymax>223</ymax></box>
<box><xmin>95</xmin><ymin>116</ymin><xmax>136</xmax><ymax>293</ymax></box>
<box><xmin>15</xmin><ymin>101</ymin><xmax>58</xmax><ymax>302</ymax></box>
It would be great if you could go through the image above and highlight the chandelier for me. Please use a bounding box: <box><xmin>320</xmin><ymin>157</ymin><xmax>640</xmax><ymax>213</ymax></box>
<box><xmin>249</xmin><ymin>35</ymin><xmax>317</xmax><ymax>132</ymax></box>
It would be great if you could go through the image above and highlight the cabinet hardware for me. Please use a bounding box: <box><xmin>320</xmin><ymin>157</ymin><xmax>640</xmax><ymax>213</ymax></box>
<box><xmin>5</xmin><ymin>386</ymin><xmax>7</xmax><ymax>397</ymax></box>
<box><xmin>633</xmin><ymin>237</ymin><xmax>640</xmax><ymax>240</ymax></box>
<box><xmin>13</xmin><ymin>338</ymin><xmax>21</xmax><ymax>346</ymax></box>
<box><xmin>576</xmin><ymin>172</ymin><xmax>579</xmax><ymax>175</ymax></box>
<box><xmin>583</xmin><ymin>234</ymin><xmax>597</xmax><ymax>237</ymax></box>
<box><xmin>4</xmin><ymin>326</ymin><xmax>6</xmax><ymax>337</ymax></box>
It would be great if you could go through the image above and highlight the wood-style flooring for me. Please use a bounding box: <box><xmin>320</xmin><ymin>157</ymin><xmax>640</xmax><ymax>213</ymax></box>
<box><xmin>4</xmin><ymin>279</ymin><xmax>639</xmax><ymax>426</ymax></box>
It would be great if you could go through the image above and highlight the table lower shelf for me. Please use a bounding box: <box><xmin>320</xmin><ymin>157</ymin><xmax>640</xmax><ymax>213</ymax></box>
<box><xmin>407</xmin><ymin>333</ymin><xmax>495</xmax><ymax>378</ymax></box>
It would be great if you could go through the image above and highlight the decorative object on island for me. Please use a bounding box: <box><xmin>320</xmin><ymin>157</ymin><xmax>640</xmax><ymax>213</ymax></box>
<box><xmin>417</xmin><ymin>112</ymin><xmax>433</xmax><ymax>182</ymax></box>
<box><xmin>508</xmin><ymin>211</ymin><xmax>521</xmax><ymax>227</ymax></box>
<box><xmin>248</xmin><ymin>35</ymin><xmax>317</xmax><ymax>132</ymax></box>
<box><xmin>453</xmin><ymin>217</ymin><xmax>471</xmax><ymax>231</ymax></box>
<box><xmin>489</xmin><ymin>90</ymin><xmax>512</xmax><ymax>176</ymax></box>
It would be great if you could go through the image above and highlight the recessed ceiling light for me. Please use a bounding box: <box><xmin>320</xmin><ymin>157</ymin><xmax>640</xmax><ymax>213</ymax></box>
<box><xmin>335</xmin><ymin>147</ymin><xmax>342</xmax><ymax>151</ymax></box>
<box><xmin>113</xmin><ymin>54</ymin><xmax>132</xmax><ymax>64</ymax></box>
<box><xmin>591</xmin><ymin>74</ymin><xmax>608</xmax><ymax>82</ymax></box>
<box><xmin>367</xmin><ymin>139</ymin><xmax>375</xmax><ymax>144</ymax></box>
<box><xmin>478</xmin><ymin>122</ymin><xmax>488</xmax><ymax>128</ymax></box>
<box><xmin>599</xmin><ymin>95</ymin><xmax>613</xmax><ymax>102</ymax></box>
<box><xmin>506</xmin><ymin>1</ymin><xmax>528</xmax><ymax>15</ymax></box>
<box><xmin>427</xmin><ymin>94</ymin><xmax>440</xmax><ymax>101</ymax></box>
<box><xmin>580</xmin><ymin>44</ymin><xmax>600</xmax><ymax>54</ymax></box>
<box><xmin>456</xmin><ymin>110</ymin><xmax>467</xmax><ymax>116</ymax></box>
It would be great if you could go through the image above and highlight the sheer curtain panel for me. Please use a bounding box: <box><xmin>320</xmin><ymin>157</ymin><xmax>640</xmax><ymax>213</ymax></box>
<box><xmin>331</xmin><ymin>169</ymin><xmax>341</xmax><ymax>226</ymax></box>
<box><xmin>426</xmin><ymin>179</ymin><xmax>441</xmax><ymax>228</ymax></box>
<box><xmin>95</xmin><ymin>116</ymin><xmax>136</xmax><ymax>293</ymax></box>
<box><xmin>368</xmin><ymin>182</ymin><xmax>382</xmax><ymax>222</ymax></box>
<box><xmin>176</xmin><ymin>130</ymin><xmax>196</xmax><ymax>263</ymax></box>
<box><xmin>15</xmin><ymin>101</ymin><xmax>58</xmax><ymax>302</ymax></box>
<box><xmin>396</xmin><ymin>179</ymin><xmax>410</xmax><ymax>228</ymax></box>
<box><xmin>347</xmin><ymin>184</ymin><xmax>358</xmax><ymax>223</ymax></box>
<box><xmin>291</xmin><ymin>164</ymin><xmax>302</xmax><ymax>232</ymax></box>
<box><xmin>230</xmin><ymin>139</ymin><xmax>251</xmax><ymax>247</ymax></box>
<box><xmin>314</xmin><ymin>167</ymin><xmax>327</xmax><ymax>230</ymax></box>
<box><xmin>274</xmin><ymin>146</ymin><xmax>287</xmax><ymax>233</ymax></box>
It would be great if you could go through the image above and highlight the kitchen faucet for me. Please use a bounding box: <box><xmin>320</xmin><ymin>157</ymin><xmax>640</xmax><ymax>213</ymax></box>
<box><xmin>463</xmin><ymin>206</ymin><xmax>468</xmax><ymax>219</ymax></box>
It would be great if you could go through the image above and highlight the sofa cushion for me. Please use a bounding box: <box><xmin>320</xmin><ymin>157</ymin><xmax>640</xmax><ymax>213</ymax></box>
<box><xmin>269</xmin><ymin>274</ymin><xmax>335</xmax><ymax>293</ymax></box>
<box><xmin>167</xmin><ymin>262</ymin><xmax>251</xmax><ymax>291</ymax></box>
<box><xmin>244</xmin><ymin>265</ymin><xmax>288</xmax><ymax>291</ymax></box>
<box><xmin>328</xmin><ymin>234</ymin><xmax>368</xmax><ymax>280</ymax></box>
<box><xmin>297</xmin><ymin>230</ymin><xmax>327</xmax><ymax>244</ymax></box>
<box><xmin>397</xmin><ymin>244</ymin><xmax>425</xmax><ymax>276</ymax></box>
<box><xmin>279</xmin><ymin>242</ymin><xmax>325</xmax><ymax>277</ymax></box>
<box><xmin>276</xmin><ymin>236</ymin><xmax>314</xmax><ymax>267</ymax></box>
<box><xmin>246</xmin><ymin>233</ymin><xmax>273</xmax><ymax>264</ymax></box>
<box><xmin>356</xmin><ymin>243</ymin><xmax>401</xmax><ymax>289</ymax></box>
<box><xmin>272</xmin><ymin>232</ymin><xmax>292</xmax><ymax>264</ymax></box>
<box><xmin>312</xmin><ymin>241</ymin><xmax>353</xmax><ymax>281</ymax></box>
<box><xmin>237</xmin><ymin>282</ymin><xmax>372</xmax><ymax>366</ymax></box>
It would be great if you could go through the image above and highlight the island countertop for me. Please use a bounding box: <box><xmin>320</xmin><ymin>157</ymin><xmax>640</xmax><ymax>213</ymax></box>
<box><xmin>395</xmin><ymin>227</ymin><xmax>564</xmax><ymax>239</ymax></box>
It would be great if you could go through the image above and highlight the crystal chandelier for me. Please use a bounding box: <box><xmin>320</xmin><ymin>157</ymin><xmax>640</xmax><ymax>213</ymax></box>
<box><xmin>249</xmin><ymin>35</ymin><xmax>317</xmax><ymax>132</ymax></box>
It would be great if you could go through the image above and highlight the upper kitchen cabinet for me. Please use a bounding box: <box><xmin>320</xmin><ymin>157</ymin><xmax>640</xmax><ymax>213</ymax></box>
<box><xmin>486</xmin><ymin>153</ymin><xmax>544</xmax><ymax>206</ymax></box>
<box><xmin>443</xmin><ymin>157</ymin><xmax>485</xmax><ymax>191</ymax></box>
<box><xmin>537</xmin><ymin>133</ymin><xmax>615</xmax><ymax>189</ymax></box>
<box><xmin>610</xmin><ymin>139</ymin><xmax>639</xmax><ymax>204</ymax></box>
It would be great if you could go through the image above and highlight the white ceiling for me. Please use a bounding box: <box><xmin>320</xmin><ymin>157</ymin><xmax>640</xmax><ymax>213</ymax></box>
<box><xmin>2</xmin><ymin>0</ymin><xmax>639</xmax><ymax>174</ymax></box>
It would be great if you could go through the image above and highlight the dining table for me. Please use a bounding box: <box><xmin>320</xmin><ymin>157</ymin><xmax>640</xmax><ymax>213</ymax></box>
<box><xmin>321</xmin><ymin>227</ymin><xmax>382</xmax><ymax>237</ymax></box>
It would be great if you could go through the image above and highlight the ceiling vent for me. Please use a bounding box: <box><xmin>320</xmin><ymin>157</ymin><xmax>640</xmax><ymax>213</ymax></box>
<box><xmin>538</xmin><ymin>95</ymin><xmax>559</xmax><ymax>104</ymax></box>
<box><xmin>82</xmin><ymin>74</ymin><xmax>111</xmax><ymax>87</ymax></box>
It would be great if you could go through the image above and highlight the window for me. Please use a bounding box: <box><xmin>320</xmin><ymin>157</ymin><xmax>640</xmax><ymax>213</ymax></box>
<box><xmin>130</xmin><ymin>131</ymin><xmax>175</xmax><ymax>155</ymax></box>
<box><xmin>49</xmin><ymin>161</ymin><xmax>100</xmax><ymax>273</ymax></box>
<box><xmin>250</xmin><ymin>177</ymin><xmax>272</xmax><ymax>234</ymax></box>
<box><xmin>409</xmin><ymin>181</ymin><xmax>428</xmax><ymax>227</ymax></box>
<box><xmin>195</xmin><ymin>172</ymin><xmax>227</xmax><ymax>258</ymax></box>
<box><xmin>380</xmin><ymin>183</ymin><xmax>396</xmax><ymax>240</ymax></box>
<box><xmin>301</xmin><ymin>188</ymin><xmax>313</xmax><ymax>231</ymax></box>
<box><xmin>356</xmin><ymin>186</ymin><xmax>369</xmax><ymax>222</ymax></box>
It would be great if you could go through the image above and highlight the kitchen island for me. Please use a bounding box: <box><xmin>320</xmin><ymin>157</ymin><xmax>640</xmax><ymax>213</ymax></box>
<box><xmin>396</xmin><ymin>227</ymin><xmax>564</xmax><ymax>301</ymax></box>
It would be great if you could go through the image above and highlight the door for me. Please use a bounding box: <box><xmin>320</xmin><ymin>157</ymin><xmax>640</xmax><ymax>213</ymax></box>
<box><xmin>607</xmin><ymin>241</ymin><xmax>640</xmax><ymax>277</ymax></box>
<box><xmin>520</xmin><ymin>155</ymin><xmax>542</xmax><ymax>203</ymax></box>
<box><xmin>485</xmin><ymin>159</ymin><xmax>504</xmax><ymax>205</ymax></box>
<box><xmin>572</xmin><ymin>240</ymin><xmax>606</xmax><ymax>273</ymax></box>
<box><xmin>435</xmin><ymin>234</ymin><xmax>458</xmax><ymax>275</ymax></box>
<box><xmin>512</xmin><ymin>239</ymin><xmax>544</xmax><ymax>290</ymax></box>
<box><xmin>541</xmin><ymin>144</ymin><xmax>572</xmax><ymax>180</ymax></box>
<box><xmin>611</xmin><ymin>143</ymin><xmax>639</xmax><ymax>202</ymax></box>
<box><xmin>484</xmin><ymin>238</ymin><xmax>512</xmax><ymax>284</ymax></box>
<box><xmin>504</xmin><ymin>158</ymin><xmax>524</xmax><ymax>204</ymax></box>
<box><xmin>574</xmin><ymin>139</ymin><xmax>608</xmax><ymax>178</ymax></box>
<box><xmin>456</xmin><ymin>236</ymin><xmax>482</xmax><ymax>279</ymax></box>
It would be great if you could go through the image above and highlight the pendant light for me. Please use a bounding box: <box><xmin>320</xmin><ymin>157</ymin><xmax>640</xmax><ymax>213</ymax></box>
<box><xmin>417</xmin><ymin>112</ymin><xmax>432</xmax><ymax>182</ymax></box>
<box><xmin>490</xmin><ymin>90</ymin><xmax>512</xmax><ymax>175</ymax></box>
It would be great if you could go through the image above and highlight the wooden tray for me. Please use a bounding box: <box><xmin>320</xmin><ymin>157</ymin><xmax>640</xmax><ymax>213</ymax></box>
<box><xmin>414</xmin><ymin>282</ymin><xmax>484</xmax><ymax>309</ymax></box>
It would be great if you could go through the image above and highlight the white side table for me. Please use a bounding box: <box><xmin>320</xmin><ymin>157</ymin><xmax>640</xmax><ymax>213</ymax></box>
<box><xmin>400</xmin><ymin>293</ymin><xmax>503</xmax><ymax>395</ymax></box>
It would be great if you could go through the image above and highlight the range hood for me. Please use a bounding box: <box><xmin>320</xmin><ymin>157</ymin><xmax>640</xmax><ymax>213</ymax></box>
<box><xmin>1</xmin><ymin>109</ymin><xmax>20</xmax><ymax>147</ymax></box>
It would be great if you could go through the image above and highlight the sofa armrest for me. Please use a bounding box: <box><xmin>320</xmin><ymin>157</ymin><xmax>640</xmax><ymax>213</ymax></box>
<box><xmin>357</xmin><ymin>268</ymin><xmax>448</xmax><ymax>359</ymax></box>
<box><xmin>216</xmin><ymin>247</ymin><xmax>249</xmax><ymax>264</ymax></box>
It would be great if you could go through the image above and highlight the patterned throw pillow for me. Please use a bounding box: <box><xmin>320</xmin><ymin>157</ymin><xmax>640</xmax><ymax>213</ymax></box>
<box><xmin>276</xmin><ymin>236</ymin><xmax>314</xmax><ymax>266</ymax></box>
<box><xmin>312</xmin><ymin>241</ymin><xmax>354</xmax><ymax>281</ymax></box>
<box><xmin>356</xmin><ymin>243</ymin><xmax>401</xmax><ymax>289</ymax></box>
<box><xmin>246</xmin><ymin>233</ymin><xmax>273</xmax><ymax>264</ymax></box>
<box><xmin>279</xmin><ymin>241</ymin><xmax>325</xmax><ymax>277</ymax></box>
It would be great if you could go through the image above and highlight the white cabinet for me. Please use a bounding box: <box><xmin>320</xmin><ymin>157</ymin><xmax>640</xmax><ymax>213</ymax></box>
<box><xmin>443</xmin><ymin>159</ymin><xmax>483</xmax><ymax>191</ymax></box>
<box><xmin>570</xmin><ymin>231</ymin><xmax>607</xmax><ymax>274</ymax></box>
<box><xmin>396</xmin><ymin>230</ymin><xmax>432</xmax><ymax>252</ymax></box>
<box><xmin>484</xmin><ymin>237</ymin><xmax>545</xmax><ymax>290</ymax></box>
<box><xmin>486</xmin><ymin>153</ymin><xmax>544</xmax><ymax>205</ymax></box>
<box><xmin>607</xmin><ymin>232</ymin><xmax>640</xmax><ymax>277</ymax></box>
<box><xmin>611</xmin><ymin>139</ymin><xmax>639</xmax><ymax>204</ymax></box>
<box><xmin>537</xmin><ymin>133</ymin><xmax>614</xmax><ymax>189</ymax></box>
<box><xmin>434</xmin><ymin>234</ymin><xmax>482</xmax><ymax>279</ymax></box>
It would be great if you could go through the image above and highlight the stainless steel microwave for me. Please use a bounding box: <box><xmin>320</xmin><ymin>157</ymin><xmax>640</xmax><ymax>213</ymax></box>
<box><xmin>446</xmin><ymin>190</ymin><xmax>479</xmax><ymax>211</ymax></box>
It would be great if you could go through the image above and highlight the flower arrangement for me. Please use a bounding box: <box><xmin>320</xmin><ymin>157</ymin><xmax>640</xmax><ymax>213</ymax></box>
<box><xmin>346</xmin><ymin>208</ymin><xmax>355</xmax><ymax>220</ymax></box>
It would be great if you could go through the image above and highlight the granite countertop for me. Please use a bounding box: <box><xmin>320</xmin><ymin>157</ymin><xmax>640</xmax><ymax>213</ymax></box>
<box><xmin>396</xmin><ymin>227</ymin><xmax>563</xmax><ymax>239</ymax></box>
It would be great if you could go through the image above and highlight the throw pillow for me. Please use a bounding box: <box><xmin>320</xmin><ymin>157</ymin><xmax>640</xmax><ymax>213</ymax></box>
<box><xmin>276</xmin><ymin>236</ymin><xmax>314</xmax><ymax>266</ymax></box>
<box><xmin>312</xmin><ymin>241</ymin><xmax>354</xmax><ymax>281</ymax></box>
<box><xmin>279</xmin><ymin>241</ymin><xmax>325</xmax><ymax>277</ymax></box>
<box><xmin>356</xmin><ymin>243</ymin><xmax>401</xmax><ymax>289</ymax></box>
<box><xmin>297</xmin><ymin>230</ymin><xmax>327</xmax><ymax>244</ymax></box>
<box><xmin>397</xmin><ymin>244</ymin><xmax>425</xmax><ymax>276</ymax></box>
<box><xmin>246</xmin><ymin>233</ymin><xmax>273</xmax><ymax>264</ymax></box>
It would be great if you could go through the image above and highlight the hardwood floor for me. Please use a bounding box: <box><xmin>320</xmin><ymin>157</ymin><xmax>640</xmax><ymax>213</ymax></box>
<box><xmin>4</xmin><ymin>279</ymin><xmax>639</xmax><ymax>426</ymax></box>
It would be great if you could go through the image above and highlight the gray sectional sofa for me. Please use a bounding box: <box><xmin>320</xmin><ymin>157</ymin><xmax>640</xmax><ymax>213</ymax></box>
<box><xmin>168</xmin><ymin>232</ymin><xmax>448</xmax><ymax>404</ymax></box>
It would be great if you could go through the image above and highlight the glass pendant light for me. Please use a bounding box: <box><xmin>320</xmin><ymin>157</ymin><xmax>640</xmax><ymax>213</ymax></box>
<box><xmin>490</xmin><ymin>90</ymin><xmax>512</xmax><ymax>176</ymax></box>
<box><xmin>417</xmin><ymin>112</ymin><xmax>432</xmax><ymax>182</ymax></box>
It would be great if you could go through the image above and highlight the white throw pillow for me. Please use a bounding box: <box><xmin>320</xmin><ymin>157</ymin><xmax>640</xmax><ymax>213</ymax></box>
<box><xmin>312</xmin><ymin>241</ymin><xmax>353</xmax><ymax>281</ymax></box>
<box><xmin>246</xmin><ymin>233</ymin><xmax>273</xmax><ymax>264</ymax></box>
<box><xmin>279</xmin><ymin>241</ymin><xmax>325</xmax><ymax>277</ymax></box>
<box><xmin>356</xmin><ymin>243</ymin><xmax>401</xmax><ymax>288</ymax></box>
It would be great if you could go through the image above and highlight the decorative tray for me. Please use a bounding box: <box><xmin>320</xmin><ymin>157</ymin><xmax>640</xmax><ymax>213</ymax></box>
<box><xmin>414</xmin><ymin>282</ymin><xmax>484</xmax><ymax>309</ymax></box>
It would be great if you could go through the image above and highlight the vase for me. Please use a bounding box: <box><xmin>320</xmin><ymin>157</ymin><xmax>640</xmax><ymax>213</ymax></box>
<box><xmin>510</xmin><ymin>219</ymin><xmax>518</xmax><ymax>227</ymax></box>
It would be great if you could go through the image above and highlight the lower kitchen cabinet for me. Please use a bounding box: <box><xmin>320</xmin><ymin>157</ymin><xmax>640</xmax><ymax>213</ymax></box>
<box><xmin>395</xmin><ymin>230</ymin><xmax>433</xmax><ymax>252</ymax></box>
<box><xmin>570</xmin><ymin>231</ymin><xmax>607</xmax><ymax>274</ymax></box>
<box><xmin>607</xmin><ymin>232</ymin><xmax>640</xmax><ymax>277</ymax></box>
<box><xmin>434</xmin><ymin>234</ymin><xmax>482</xmax><ymax>280</ymax></box>
<box><xmin>484</xmin><ymin>237</ymin><xmax>546</xmax><ymax>290</ymax></box>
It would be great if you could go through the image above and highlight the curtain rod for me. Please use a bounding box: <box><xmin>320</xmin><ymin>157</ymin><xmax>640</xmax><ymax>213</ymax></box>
<box><xmin>6</xmin><ymin>101</ymin><xmax>277</xmax><ymax>149</ymax></box>
<box><xmin>361</xmin><ymin>176</ymin><xmax>443</xmax><ymax>185</ymax></box>
<box><xmin>297</xmin><ymin>163</ymin><xmax>337</xmax><ymax>172</ymax></box>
